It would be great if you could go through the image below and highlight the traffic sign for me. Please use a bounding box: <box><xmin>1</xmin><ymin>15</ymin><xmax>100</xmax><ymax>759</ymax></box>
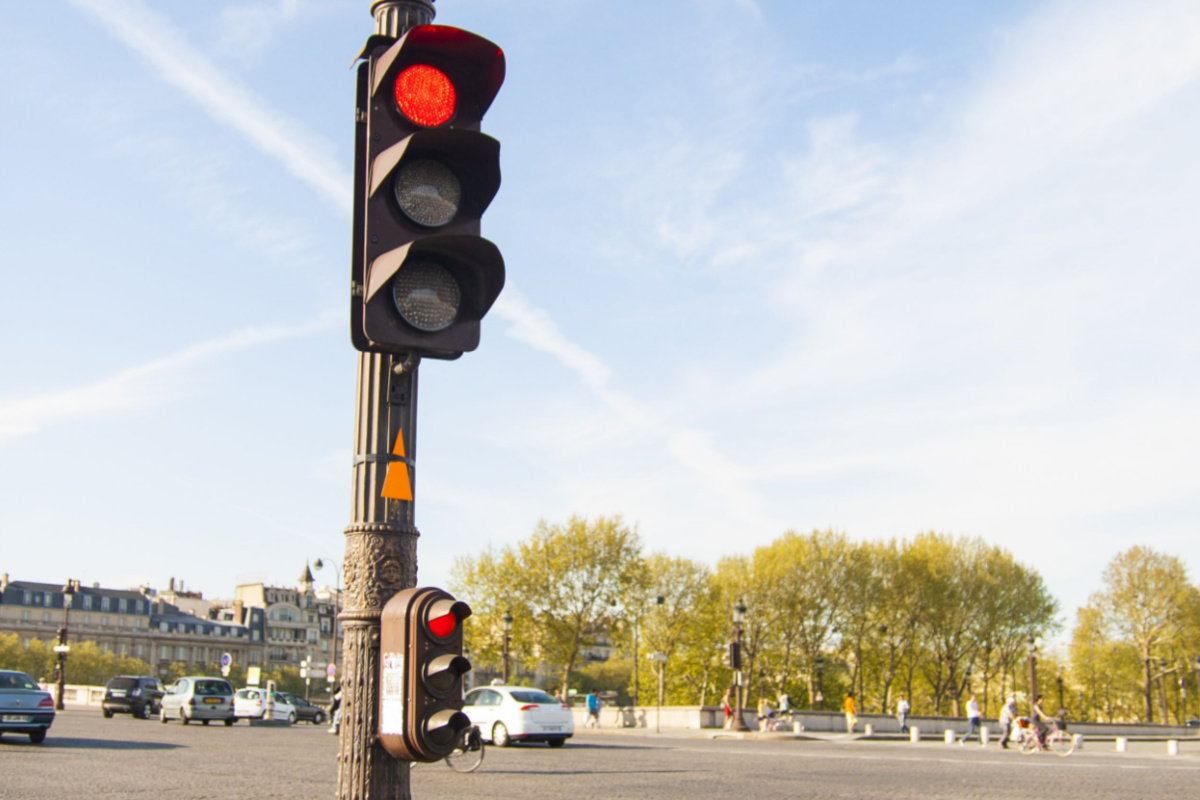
<box><xmin>220</xmin><ymin>652</ymin><xmax>232</xmax><ymax>667</ymax></box>
<box><xmin>247</xmin><ymin>666</ymin><xmax>261</xmax><ymax>686</ymax></box>
<box><xmin>327</xmin><ymin>663</ymin><xmax>337</xmax><ymax>681</ymax></box>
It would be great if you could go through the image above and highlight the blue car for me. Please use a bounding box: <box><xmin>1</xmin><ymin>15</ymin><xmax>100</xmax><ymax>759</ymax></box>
<box><xmin>0</xmin><ymin>670</ymin><xmax>56</xmax><ymax>744</ymax></box>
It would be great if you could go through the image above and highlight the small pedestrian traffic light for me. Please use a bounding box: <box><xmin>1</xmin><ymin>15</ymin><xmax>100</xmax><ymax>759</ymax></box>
<box><xmin>728</xmin><ymin>641</ymin><xmax>741</xmax><ymax>670</ymax></box>
<box><xmin>350</xmin><ymin>24</ymin><xmax>506</xmax><ymax>359</ymax></box>
<box><xmin>379</xmin><ymin>587</ymin><xmax>472</xmax><ymax>761</ymax></box>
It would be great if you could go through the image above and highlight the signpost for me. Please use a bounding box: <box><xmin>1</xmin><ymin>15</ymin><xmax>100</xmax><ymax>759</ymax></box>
<box><xmin>220</xmin><ymin>652</ymin><xmax>232</xmax><ymax>678</ymax></box>
<box><xmin>247</xmin><ymin>666</ymin><xmax>261</xmax><ymax>687</ymax></box>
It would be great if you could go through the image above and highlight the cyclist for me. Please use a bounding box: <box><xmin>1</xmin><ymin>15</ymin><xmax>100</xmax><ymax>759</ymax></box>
<box><xmin>1031</xmin><ymin>694</ymin><xmax>1053</xmax><ymax>746</ymax></box>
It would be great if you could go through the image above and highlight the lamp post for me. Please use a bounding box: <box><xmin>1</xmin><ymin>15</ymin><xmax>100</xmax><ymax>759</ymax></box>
<box><xmin>814</xmin><ymin>654</ymin><xmax>825</xmax><ymax>711</ymax></box>
<box><xmin>730</xmin><ymin>598</ymin><xmax>749</xmax><ymax>731</ymax></box>
<box><xmin>1027</xmin><ymin>636</ymin><xmax>1038</xmax><ymax>718</ymax></box>
<box><xmin>1193</xmin><ymin>656</ymin><xmax>1200</xmax><ymax>719</ymax></box>
<box><xmin>1056</xmin><ymin>672</ymin><xmax>1065</xmax><ymax>716</ymax></box>
<box><xmin>633</xmin><ymin>595</ymin><xmax>665</xmax><ymax>709</ymax></box>
<box><xmin>312</xmin><ymin>558</ymin><xmax>341</xmax><ymax>687</ymax></box>
<box><xmin>53</xmin><ymin>580</ymin><xmax>78</xmax><ymax>710</ymax></box>
<box><xmin>501</xmin><ymin>610</ymin><xmax>513</xmax><ymax>684</ymax></box>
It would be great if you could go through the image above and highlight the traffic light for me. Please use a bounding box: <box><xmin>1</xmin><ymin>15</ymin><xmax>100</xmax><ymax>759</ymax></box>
<box><xmin>351</xmin><ymin>25</ymin><xmax>506</xmax><ymax>359</ymax></box>
<box><xmin>729</xmin><ymin>641</ymin><xmax>741</xmax><ymax>670</ymax></box>
<box><xmin>379</xmin><ymin>587</ymin><xmax>472</xmax><ymax>761</ymax></box>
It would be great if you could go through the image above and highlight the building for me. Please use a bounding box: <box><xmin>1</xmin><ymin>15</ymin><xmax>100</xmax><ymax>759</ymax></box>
<box><xmin>0</xmin><ymin>574</ymin><xmax>265</xmax><ymax>676</ymax></box>
<box><xmin>234</xmin><ymin>563</ymin><xmax>339</xmax><ymax>670</ymax></box>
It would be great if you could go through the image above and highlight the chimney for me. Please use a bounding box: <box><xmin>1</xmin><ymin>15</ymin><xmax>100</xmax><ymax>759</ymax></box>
<box><xmin>169</xmin><ymin>577</ymin><xmax>175</xmax><ymax>592</ymax></box>
<box><xmin>1</xmin><ymin>573</ymin><xmax>8</xmax><ymax>591</ymax></box>
<box><xmin>234</xmin><ymin>599</ymin><xmax>245</xmax><ymax>625</ymax></box>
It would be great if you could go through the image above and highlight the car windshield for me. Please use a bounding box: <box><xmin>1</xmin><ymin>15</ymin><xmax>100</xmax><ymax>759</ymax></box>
<box><xmin>108</xmin><ymin>677</ymin><xmax>139</xmax><ymax>690</ymax></box>
<box><xmin>510</xmin><ymin>690</ymin><xmax>557</xmax><ymax>704</ymax></box>
<box><xmin>0</xmin><ymin>672</ymin><xmax>39</xmax><ymax>690</ymax></box>
<box><xmin>194</xmin><ymin>679</ymin><xmax>233</xmax><ymax>696</ymax></box>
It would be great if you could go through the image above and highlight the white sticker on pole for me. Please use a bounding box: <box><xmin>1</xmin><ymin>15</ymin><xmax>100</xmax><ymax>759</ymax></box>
<box><xmin>380</xmin><ymin>652</ymin><xmax>405</xmax><ymax>736</ymax></box>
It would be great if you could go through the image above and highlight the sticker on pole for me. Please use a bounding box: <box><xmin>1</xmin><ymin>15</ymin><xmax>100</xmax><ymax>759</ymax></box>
<box><xmin>327</xmin><ymin>663</ymin><xmax>337</xmax><ymax>681</ymax></box>
<box><xmin>380</xmin><ymin>429</ymin><xmax>413</xmax><ymax>501</ymax></box>
<box><xmin>380</xmin><ymin>652</ymin><xmax>405</xmax><ymax>736</ymax></box>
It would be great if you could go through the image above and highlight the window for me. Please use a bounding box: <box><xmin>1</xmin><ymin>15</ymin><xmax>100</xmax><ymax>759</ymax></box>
<box><xmin>42</xmin><ymin>612</ymin><xmax>50</xmax><ymax>623</ymax></box>
<box><xmin>134</xmin><ymin>600</ymin><xmax>142</xmax><ymax>614</ymax></box>
<box><xmin>135</xmin><ymin>618</ymin><xmax>143</xmax><ymax>629</ymax></box>
<box><xmin>249</xmin><ymin>651</ymin><xmax>261</xmax><ymax>665</ymax></box>
<box><xmin>43</xmin><ymin>593</ymin><xmax>54</xmax><ymax>607</ymax></box>
<box><xmin>118</xmin><ymin>643</ymin><xmax>128</xmax><ymax>656</ymax></box>
<box><xmin>321</xmin><ymin>641</ymin><xmax>329</xmax><ymax>652</ymax></box>
<box><xmin>176</xmin><ymin>646</ymin><xmax>187</xmax><ymax>660</ymax></box>
<box><xmin>136</xmin><ymin>644</ymin><xmax>146</xmax><ymax>658</ymax></box>
<box><xmin>118</xmin><ymin>598</ymin><xmax>127</xmax><ymax>613</ymax></box>
<box><xmin>83</xmin><ymin>595</ymin><xmax>93</xmax><ymax>610</ymax></box>
<box><xmin>23</xmin><ymin>590</ymin><xmax>31</xmax><ymax>604</ymax></box>
<box><xmin>159</xmin><ymin>645</ymin><xmax>169</xmax><ymax>660</ymax></box>
<box><xmin>101</xmin><ymin>616</ymin><xmax>109</xmax><ymax>627</ymax></box>
<box><xmin>83</xmin><ymin>614</ymin><xmax>90</xmax><ymax>625</ymax></box>
<box><xmin>160</xmin><ymin>622</ymin><xmax>169</xmax><ymax>633</ymax></box>
<box><xmin>20</xmin><ymin>610</ymin><xmax>29</xmax><ymax>621</ymax></box>
<box><xmin>252</xmin><ymin>631</ymin><xmax>260</xmax><ymax>641</ymax></box>
<box><xmin>101</xmin><ymin>597</ymin><xmax>111</xmax><ymax>612</ymax></box>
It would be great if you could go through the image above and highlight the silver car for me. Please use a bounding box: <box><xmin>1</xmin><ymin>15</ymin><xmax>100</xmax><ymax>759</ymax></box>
<box><xmin>0</xmin><ymin>670</ymin><xmax>55</xmax><ymax>744</ymax></box>
<box><xmin>160</xmin><ymin>676</ymin><xmax>236</xmax><ymax>726</ymax></box>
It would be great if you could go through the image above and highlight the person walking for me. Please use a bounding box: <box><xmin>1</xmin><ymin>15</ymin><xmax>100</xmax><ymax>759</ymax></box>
<box><xmin>896</xmin><ymin>696</ymin><xmax>911</xmax><ymax>734</ymax></box>
<box><xmin>960</xmin><ymin>693</ymin><xmax>983</xmax><ymax>745</ymax></box>
<box><xmin>586</xmin><ymin>690</ymin><xmax>602</xmax><ymax>728</ymax></box>
<box><xmin>998</xmin><ymin>696</ymin><xmax>1018</xmax><ymax>749</ymax></box>
<box><xmin>328</xmin><ymin>687</ymin><xmax>342</xmax><ymax>735</ymax></box>
<box><xmin>843</xmin><ymin>693</ymin><xmax>857</xmax><ymax>733</ymax></box>
<box><xmin>722</xmin><ymin>689</ymin><xmax>734</xmax><ymax>730</ymax></box>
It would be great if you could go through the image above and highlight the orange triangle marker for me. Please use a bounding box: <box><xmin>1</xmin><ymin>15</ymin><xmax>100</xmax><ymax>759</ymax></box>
<box><xmin>380</xmin><ymin>429</ymin><xmax>413</xmax><ymax>501</ymax></box>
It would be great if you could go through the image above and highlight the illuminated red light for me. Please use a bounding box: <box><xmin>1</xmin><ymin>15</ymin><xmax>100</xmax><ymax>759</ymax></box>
<box><xmin>395</xmin><ymin>64</ymin><xmax>456</xmax><ymax>127</ymax></box>
<box><xmin>429</xmin><ymin>611</ymin><xmax>457</xmax><ymax>637</ymax></box>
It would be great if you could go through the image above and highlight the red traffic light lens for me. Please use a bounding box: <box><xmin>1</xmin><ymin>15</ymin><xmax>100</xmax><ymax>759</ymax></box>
<box><xmin>395</xmin><ymin>64</ymin><xmax>456</xmax><ymax>127</ymax></box>
<box><xmin>429</xmin><ymin>611</ymin><xmax>457</xmax><ymax>638</ymax></box>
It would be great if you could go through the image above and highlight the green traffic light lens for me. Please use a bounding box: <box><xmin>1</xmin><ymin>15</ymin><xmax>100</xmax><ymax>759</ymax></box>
<box><xmin>392</xmin><ymin>261</ymin><xmax>461</xmax><ymax>332</ymax></box>
<box><xmin>394</xmin><ymin>160</ymin><xmax>461</xmax><ymax>227</ymax></box>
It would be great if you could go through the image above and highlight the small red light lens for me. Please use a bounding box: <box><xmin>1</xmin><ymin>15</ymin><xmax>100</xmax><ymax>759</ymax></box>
<box><xmin>429</xmin><ymin>611</ymin><xmax>457</xmax><ymax>638</ymax></box>
<box><xmin>395</xmin><ymin>64</ymin><xmax>456</xmax><ymax>127</ymax></box>
<box><xmin>519</xmin><ymin>705</ymin><xmax>537</xmax><ymax>712</ymax></box>
<box><xmin>39</xmin><ymin>696</ymin><xmax>54</xmax><ymax>707</ymax></box>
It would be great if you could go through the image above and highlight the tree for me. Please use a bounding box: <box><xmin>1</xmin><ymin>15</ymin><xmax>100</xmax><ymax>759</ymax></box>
<box><xmin>1090</xmin><ymin>547</ymin><xmax>1193</xmax><ymax>722</ymax></box>
<box><xmin>451</xmin><ymin>514</ymin><xmax>644</xmax><ymax>692</ymax></box>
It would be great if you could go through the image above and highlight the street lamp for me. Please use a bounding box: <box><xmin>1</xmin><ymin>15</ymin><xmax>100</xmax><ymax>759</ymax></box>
<box><xmin>312</xmin><ymin>558</ymin><xmax>341</xmax><ymax>688</ymax></box>
<box><xmin>1056</xmin><ymin>672</ymin><xmax>1065</xmax><ymax>716</ymax></box>
<box><xmin>632</xmin><ymin>595</ymin><xmax>666</xmax><ymax>709</ymax></box>
<box><xmin>501</xmin><ymin>610</ymin><xmax>513</xmax><ymax>684</ymax></box>
<box><xmin>53</xmin><ymin>580</ymin><xmax>78</xmax><ymax>710</ymax></box>
<box><xmin>1027</xmin><ymin>636</ymin><xmax>1038</xmax><ymax>717</ymax></box>
<box><xmin>730</xmin><ymin>598</ymin><xmax>749</xmax><ymax>731</ymax></box>
<box><xmin>814</xmin><ymin>654</ymin><xmax>825</xmax><ymax>711</ymax></box>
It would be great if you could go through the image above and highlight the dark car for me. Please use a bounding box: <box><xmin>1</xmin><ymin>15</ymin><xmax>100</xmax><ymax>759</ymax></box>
<box><xmin>103</xmin><ymin>676</ymin><xmax>165</xmax><ymax>720</ymax></box>
<box><xmin>0</xmin><ymin>670</ymin><xmax>55</xmax><ymax>744</ymax></box>
<box><xmin>277</xmin><ymin>692</ymin><xmax>327</xmax><ymax>725</ymax></box>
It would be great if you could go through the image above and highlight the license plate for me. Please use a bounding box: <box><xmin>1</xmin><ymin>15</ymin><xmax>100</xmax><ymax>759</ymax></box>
<box><xmin>543</xmin><ymin>726</ymin><xmax>561</xmax><ymax>732</ymax></box>
<box><xmin>203</xmin><ymin>698</ymin><xmax>222</xmax><ymax>704</ymax></box>
<box><xmin>110</xmin><ymin>690</ymin><xmax>126</xmax><ymax>697</ymax></box>
<box><xmin>2</xmin><ymin>714</ymin><xmax>32</xmax><ymax>723</ymax></box>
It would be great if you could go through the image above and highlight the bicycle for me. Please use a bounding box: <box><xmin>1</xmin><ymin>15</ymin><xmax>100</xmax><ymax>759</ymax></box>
<box><xmin>1017</xmin><ymin>718</ymin><xmax>1074</xmax><ymax>757</ymax></box>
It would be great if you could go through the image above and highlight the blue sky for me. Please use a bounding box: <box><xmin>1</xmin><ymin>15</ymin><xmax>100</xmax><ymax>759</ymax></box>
<box><xmin>2</xmin><ymin>0</ymin><xmax>1198</xmax><ymax>631</ymax></box>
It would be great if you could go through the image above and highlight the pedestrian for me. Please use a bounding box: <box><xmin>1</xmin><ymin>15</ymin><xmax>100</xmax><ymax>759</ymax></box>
<box><xmin>896</xmin><ymin>696</ymin><xmax>910</xmax><ymax>734</ymax></box>
<box><xmin>778</xmin><ymin>691</ymin><xmax>791</xmax><ymax>713</ymax></box>
<box><xmin>328</xmin><ymin>687</ymin><xmax>342</xmax><ymax>735</ymax></box>
<box><xmin>843</xmin><ymin>692</ymin><xmax>857</xmax><ymax>733</ymax></box>
<box><xmin>586</xmin><ymin>690</ymin><xmax>602</xmax><ymax>728</ymax></box>
<box><xmin>757</xmin><ymin>696</ymin><xmax>776</xmax><ymax>731</ymax></box>
<box><xmin>961</xmin><ymin>693</ymin><xmax>982</xmax><ymax>745</ymax></box>
<box><xmin>998</xmin><ymin>696</ymin><xmax>1018</xmax><ymax>749</ymax></box>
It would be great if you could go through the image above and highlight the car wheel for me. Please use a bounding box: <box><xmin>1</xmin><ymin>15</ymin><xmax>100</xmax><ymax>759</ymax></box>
<box><xmin>314</xmin><ymin>712</ymin><xmax>325</xmax><ymax>725</ymax></box>
<box><xmin>160</xmin><ymin>706</ymin><xmax>169</xmax><ymax>724</ymax></box>
<box><xmin>102</xmin><ymin>708</ymin><xmax>113</xmax><ymax>719</ymax></box>
<box><xmin>287</xmin><ymin>712</ymin><xmax>296</xmax><ymax>725</ymax></box>
<box><xmin>181</xmin><ymin>708</ymin><xmax>190</xmax><ymax>725</ymax></box>
<box><xmin>224</xmin><ymin>717</ymin><xmax>235</xmax><ymax>727</ymax></box>
<box><xmin>548</xmin><ymin>738</ymin><xmax>566</xmax><ymax>748</ymax></box>
<box><xmin>492</xmin><ymin>722</ymin><xmax>511</xmax><ymax>747</ymax></box>
<box><xmin>29</xmin><ymin>728</ymin><xmax>47</xmax><ymax>744</ymax></box>
<box><xmin>202</xmin><ymin>719</ymin><xmax>210</xmax><ymax>726</ymax></box>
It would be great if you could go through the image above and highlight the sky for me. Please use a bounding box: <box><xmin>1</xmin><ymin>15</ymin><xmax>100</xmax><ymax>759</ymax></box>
<box><xmin>1</xmin><ymin>0</ymin><xmax>1198</xmax><ymax>634</ymax></box>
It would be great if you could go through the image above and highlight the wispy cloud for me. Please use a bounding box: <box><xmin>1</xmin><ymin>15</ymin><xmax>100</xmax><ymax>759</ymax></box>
<box><xmin>69</xmin><ymin>0</ymin><xmax>352</xmax><ymax>213</ymax></box>
<box><xmin>0</xmin><ymin>310</ymin><xmax>340</xmax><ymax>444</ymax></box>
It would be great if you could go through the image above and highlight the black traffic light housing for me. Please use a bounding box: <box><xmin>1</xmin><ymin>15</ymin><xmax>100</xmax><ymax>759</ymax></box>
<box><xmin>351</xmin><ymin>25</ymin><xmax>506</xmax><ymax>359</ymax></box>
<box><xmin>379</xmin><ymin>587</ymin><xmax>472</xmax><ymax>761</ymax></box>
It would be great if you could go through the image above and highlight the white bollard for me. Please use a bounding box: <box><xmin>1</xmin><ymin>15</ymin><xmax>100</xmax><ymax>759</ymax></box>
<box><xmin>1168</xmin><ymin>740</ymin><xmax>1179</xmax><ymax>756</ymax></box>
<box><xmin>863</xmin><ymin>723</ymin><xmax>874</xmax><ymax>736</ymax></box>
<box><xmin>981</xmin><ymin>726</ymin><xmax>990</xmax><ymax>745</ymax></box>
<box><xmin>1115</xmin><ymin>737</ymin><xmax>1128</xmax><ymax>752</ymax></box>
<box><xmin>793</xmin><ymin>721</ymin><xmax>803</xmax><ymax>734</ymax></box>
<box><xmin>910</xmin><ymin>726</ymin><xmax>920</xmax><ymax>743</ymax></box>
<box><xmin>944</xmin><ymin>729</ymin><xmax>956</xmax><ymax>744</ymax></box>
<box><xmin>1072</xmin><ymin>733</ymin><xmax>1084</xmax><ymax>750</ymax></box>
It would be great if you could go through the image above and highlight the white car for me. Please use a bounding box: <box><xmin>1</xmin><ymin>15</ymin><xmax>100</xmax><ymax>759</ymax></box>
<box><xmin>461</xmin><ymin>686</ymin><xmax>573</xmax><ymax>747</ymax></box>
<box><xmin>233</xmin><ymin>688</ymin><xmax>296</xmax><ymax>724</ymax></box>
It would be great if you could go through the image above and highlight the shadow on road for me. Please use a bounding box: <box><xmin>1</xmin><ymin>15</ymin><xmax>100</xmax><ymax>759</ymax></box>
<box><xmin>36</xmin><ymin>737</ymin><xmax>184</xmax><ymax>751</ymax></box>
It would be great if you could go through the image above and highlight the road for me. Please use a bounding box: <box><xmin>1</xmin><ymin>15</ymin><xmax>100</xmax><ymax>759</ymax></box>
<box><xmin>3</xmin><ymin>709</ymin><xmax>1198</xmax><ymax>799</ymax></box>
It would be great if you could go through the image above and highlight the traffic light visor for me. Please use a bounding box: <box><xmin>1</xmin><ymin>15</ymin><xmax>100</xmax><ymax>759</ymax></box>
<box><xmin>395</xmin><ymin>65</ymin><xmax>456</xmax><ymax>127</ymax></box>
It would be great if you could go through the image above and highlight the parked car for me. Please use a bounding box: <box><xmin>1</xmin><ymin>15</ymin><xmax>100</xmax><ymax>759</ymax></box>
<box><xmin>160</xmin><ymin>677</ymin><xmax>236</xmax><ymax>726</ymax></box>
<box><xmin>461</xmin><ymin>685</ymin><xmax>573</xmax><ymax>747</ymax></box>
<box><xmin>233</xmin><ymin>688</ymin><xmax>296</xmax><ymax>724</ymax></box>
<box><xmin>0</xmin><ymin>670</ymin><xmax>55</xmax><ymax>744</ymax></box>
<box><xmin>102</xmin><ymin>676</ymin><xmax>164</xmax><ymax>720</ymax></box>
<box><xmin>276</xmin><ymin>692</ymin><xmax>326</xmax><ymax>725</ymax></box>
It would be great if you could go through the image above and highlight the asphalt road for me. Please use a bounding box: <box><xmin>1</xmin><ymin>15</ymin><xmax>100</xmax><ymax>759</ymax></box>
<box><xmin>3</xmin><ymin>709</ymin><xmax>1198</xmax><ymax>800</ymax></box>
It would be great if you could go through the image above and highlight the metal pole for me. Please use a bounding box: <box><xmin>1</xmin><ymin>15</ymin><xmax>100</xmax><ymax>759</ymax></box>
<box><xmin>54</xmin><ymin>582</ymin><xmax>75</xmax><ymax>711</ymax></box>
<box><xmin>337</xmin><ymin>10</ymin><xmax>436</xmax><ymax>800</ymax></box>
<box><xmin>1028</xmin><ymin>638</ymin><xmax>1038</xmax><ymax>718</ymax></box>
<box><xmin>502</xmin><ymin>630</ymin><xmax>510</xmax><ymax>684</ymax></box>
<box><xmin>657</xmin><ymin>661</ymin><xmax>664</xmax><ymax>734</ymax></box>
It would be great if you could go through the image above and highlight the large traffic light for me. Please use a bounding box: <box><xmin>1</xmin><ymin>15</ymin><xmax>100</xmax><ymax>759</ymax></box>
<box><xmin>351</xmin><ymin>25</ymin><xmax>506</xmax><ymax>359</ymax></box>
<box><xmin>379</xmin><ymin>587</ymin><xmax>472</xmax><ymax>761</ymax></box>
